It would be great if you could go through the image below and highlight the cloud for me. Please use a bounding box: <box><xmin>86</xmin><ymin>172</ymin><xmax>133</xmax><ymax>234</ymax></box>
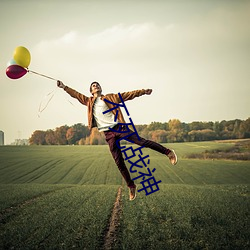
<box><xmin>35</xmin><ymin>31</ymin><xmax>79</xmax><ymax>50</ymax></box>
<box><xmin>30</xmin><ymin>11</ymin><xmax>250</xmax><ymax>84</ymax></box>
<box><xmin>33</xmin><ymin>23</ymin><xmax>153</xmax><ymax>51</ymax></box>
<box><xmin>86</xmin><ymin>23</ymin><xmax>153</xmax><ymax>50</ymax></box>
<box><xmin>59</xmin><ymin>31</ymin><xmax>78</xmax><ymax>44</ymax></box>
<box><xmin>31</xmin><ymin>23</ymin><xmax>162</xmax><ymax>79</ymax></box>
<box><xmin>32</xmin><ymin>23</ymin><xmax>160</xmax><ymax>62</ymax></box>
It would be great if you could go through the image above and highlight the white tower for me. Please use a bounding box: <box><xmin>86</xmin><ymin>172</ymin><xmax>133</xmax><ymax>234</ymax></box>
<box><xmin>0</xmin><ymin>131</ymin><xmax>4</xmax><ymax>145</ymax></box>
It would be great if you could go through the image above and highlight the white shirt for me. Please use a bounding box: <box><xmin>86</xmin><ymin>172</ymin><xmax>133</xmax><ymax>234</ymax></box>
<box><xmin>93</xmin><ymin>97</ymin><xmax>118</xmax><ymax>131</ymax></box>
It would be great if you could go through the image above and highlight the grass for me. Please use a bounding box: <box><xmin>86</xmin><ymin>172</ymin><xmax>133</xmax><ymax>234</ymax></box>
<box><xmin>120</xmin><ymin>184</ymin><xmax>250</xmax><ymax>249</ymax></box>
<box><xmin>0</xmin><ymin>184</ymin><xmax>118</xmax><ymax>249</ymax></box>
<box><xmin>186</xmin><ymin>139</ymin><xmax>250</xmax><ymax>161</ymax></box>
<box><xmin>0</xmin><ymin>145</ymin><xmax>122</xmax><ymax>185</ymax></box>
<box><xmin>0</xmin><ymin>141</ymin><xmax>249</xmax><ymax>249</ymax></box>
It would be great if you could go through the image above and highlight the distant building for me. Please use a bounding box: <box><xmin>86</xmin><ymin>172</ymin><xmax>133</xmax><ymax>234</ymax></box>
<box><xmin>0</xmin><ymin>131</ymin><xmax>4</xmax><ymax>145</ymax></box>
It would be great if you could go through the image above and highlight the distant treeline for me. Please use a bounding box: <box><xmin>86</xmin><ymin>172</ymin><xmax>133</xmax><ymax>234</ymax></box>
<box><xmin>29</xmin><ymin>118</ymin><xmax>250</xmax><ymax>145</ymax></box>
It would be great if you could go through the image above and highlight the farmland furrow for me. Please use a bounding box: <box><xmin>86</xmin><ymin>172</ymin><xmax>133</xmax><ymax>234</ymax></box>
<box><xmin>10</xmin><ymin>160</ymin><xmax>62</xmax><ymax>183</ymax></box>
<box><xmin>79</xmin><ymin>159</ymin><xmax>108</xmax><ymax>185</ymax></box>
<box><xmin>0</xmin><ymin>185</ymin><xmax>75</xmax><ymax>225</ymax></box>
<box><xmin>225</xmin><ymin>167</ymin><xmax>250</xmax><ymax>184</ymax></box>
<box><xmin>78</xmin><ymin>162</ymin><xmax>94</xmax><ymax>184</ymax></box>
<box><xmin>36</xmin><ymin>188</ymin><xmax>100</xmax><ymax>248</ymax></box>
<box><xmin>102</xmin><ymin>159</ymin><xmax>110</xmax><ymax>185</ymax></box>
<box><xmin>178</xmin><ymin>166</ymin><xmax>207</xmax><ymax>185</ymax></box>
<box><xmin>166</xmin><ymin>165</ymin><xmax>186</xmax><ymax>184</ymax></box>
<box><xmin>103</xmin><ymin>186</ymin><xmax>122</xmax><ymax>250</ymax></box>
<box><xmin>0</xmin><ymin>161</ymin><xmax>29</xmax><ymax>171</ymax></box>
<box><xmin>54</xmin><ymin>160</ymin><xmax>83</xmax><ymax>184</ymax></box>
<box><xmin>27</xmin><ymin>160</ymin><xmax>64</xmax><ymax>183</ymax></box>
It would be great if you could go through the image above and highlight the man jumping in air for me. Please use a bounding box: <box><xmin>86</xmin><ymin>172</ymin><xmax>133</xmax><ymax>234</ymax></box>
<box><xmin>57</xmin><ymin>81</ymin><xmax>177</xmax><ymax>201</ymax></box>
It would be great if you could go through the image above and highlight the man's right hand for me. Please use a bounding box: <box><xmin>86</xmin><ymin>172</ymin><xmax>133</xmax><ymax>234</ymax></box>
<box><xmin>57</xmin><ymin>80</ymin><xmax>65</xmax><ymax>89</ymax></box>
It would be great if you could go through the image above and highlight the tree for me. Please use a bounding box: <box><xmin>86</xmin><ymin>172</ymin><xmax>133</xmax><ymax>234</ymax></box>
<box><xmin>135</xmin><ymin>124</ymin><xmax>148</xmax><ymax>133</ymax></box>
<box><xmin>87</xmin><ymin>128</ymin><xmax>106</xmax><ymax>145</ymax></box>
<box><xmin>54</xmin><ymin>125</ymin><xmax>69</xmax><ymax>145</ymax></box>
<box><xmin>233</xmin><ymin>119</ymin><xmax>242</xmax><ymax>138</ymax></box>
<box><xmin>66</xmin><ymin>127</ymin><xmax>75</xmax><ymax>145</ymax></box>
<box><xmin>188</xmin><ymin>129</ymin><xmax>216</xmax><ymax>141</ymax></box>
<box><xmin>66</xmin><ymin>123</ymin><xmax>90</xmax><ymax>145</ymax></box>
<box><xmin>189</xmin><ymin>121</ymin><xmax>204</xmax><ymax>131</ymax></box>
<box><xmin>239</xmin><ymin>118</ymin><xmax>250</xmax><ymax>138</ymax></box>
<box><xmin>181</xmin><ymin>122</ymin><xmax>189</xmax><ymax>142</ymax></box>
<box><xmin>29</xmin><ymin>130</ymin><xmax>46</xmax><ymax>145</ymax></box>
<box><xmin>150</xmin><ymin>130</ymin><xmax>167</xmax><ymax>143</ymax></box>
<box><xmin>167</xmin><ymin>119</ymin><xmax>184</xmax><ymax>142</ymax></box>
<box><xmin>139</xmin><ymin>127</ymin><xmax>151</xmax><ymax>140</ymax></box>
<box><xmin>29</xmin><ymin>118</ymin><xmax>250</xmax><ymax>145</ymax></box>
<box><xmin>213</xmin><ymin>121</ymin><xmax>221</xmax><ymax>139</ymax></box>
<box><xmin>45</xmin><ymin>129</ymin><xmax>57</xmax><ymax>145</ymax></box>
<box><xmin>147</xmin><ymin>122</ymin><xmax>167</xmax><ymax>131</ymax></box>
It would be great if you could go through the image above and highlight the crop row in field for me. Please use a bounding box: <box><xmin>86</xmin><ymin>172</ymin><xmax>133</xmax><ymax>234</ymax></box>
<box><xmin>0</xmin><ymin>145</ymin><xmax>122</xmax><ymax>185</ymax></box>
<box><xmin>1</xmin><ymin>183</ymin><xmax>249</xmax><ymax>249</ymax></box>
<box><xmin>119</xmin><ymin>184</ymin><xmax>250</xmax><ymax>249</ymax></box>
<box><xmin>0</xmin><ymin>184</ymin><xmax>119</xmax><ymax>249</ymax></box>
<box><xmin>0</xmin><ymin>142</ymin><xmax>249</xmax><ymax>186</ymax></box>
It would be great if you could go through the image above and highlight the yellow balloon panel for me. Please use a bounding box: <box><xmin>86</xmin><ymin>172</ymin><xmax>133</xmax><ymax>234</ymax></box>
<box><xmin>13</xmin><ymin>46</ymin><xmax>31</xmax><ymax>68</ymax></box>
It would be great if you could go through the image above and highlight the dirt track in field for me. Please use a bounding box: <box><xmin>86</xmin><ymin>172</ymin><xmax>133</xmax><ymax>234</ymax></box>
<box><xmin>103</xmin><ymin>186</ymin><xmax>122</xmax><ymax>250</ymax></box>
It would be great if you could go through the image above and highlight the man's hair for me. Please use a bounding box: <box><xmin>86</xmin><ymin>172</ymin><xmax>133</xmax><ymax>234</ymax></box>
<box><xmin>89</xmin><ymin>81</ymin><xmax>101</xmax><ymax>93</ymax></box>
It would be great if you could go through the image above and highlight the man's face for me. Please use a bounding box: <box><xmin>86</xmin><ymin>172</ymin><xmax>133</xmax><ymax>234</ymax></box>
<box><xmin>91</xmin><ymin>82</ymin><xmax>102</xmax><ymax>95</ymax></box>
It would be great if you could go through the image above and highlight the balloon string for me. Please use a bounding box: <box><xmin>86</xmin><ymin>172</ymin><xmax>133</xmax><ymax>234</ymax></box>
<box><xmin>28</xmin><ymin>69</ymin><xmax>58</xmax><ymax>81</ymax></box>
<box><xmin>38</xmin><ymin>88</ymin><xmax>58</xmax><ymax>118</ymax></box>
<box><xmin>67</xmin><ymin>99</ymin><xmax>75</xmax><ymax>106</ymax></box>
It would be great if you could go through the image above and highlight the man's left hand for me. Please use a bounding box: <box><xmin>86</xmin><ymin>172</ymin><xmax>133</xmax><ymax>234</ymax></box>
<box><xmin>145</xmin><ymin>89</ymin><xmax>153</xmax><ymax>95</ymax></box>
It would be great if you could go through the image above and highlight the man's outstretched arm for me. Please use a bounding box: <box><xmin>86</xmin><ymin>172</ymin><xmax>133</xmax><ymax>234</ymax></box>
<box><xmin>57</xmin><ymin>80</ymin><xmax>89</xmax><ymax>106</ymax></box>
<box><xmin>118</xmin><ymin>88</ymin><xmax>153</xmax><ymax>102</ymax></box>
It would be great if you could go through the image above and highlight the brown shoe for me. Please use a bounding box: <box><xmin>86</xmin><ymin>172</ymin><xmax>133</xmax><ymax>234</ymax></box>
<box><xmin>129</xmin><ymin>186</ymin><xmax>137</xmax><ymax>201</ymax></box>
<box><xmin>168</xmin><ymin>150</ymin><xmax>178</xmax><ymax>165</ymax></box>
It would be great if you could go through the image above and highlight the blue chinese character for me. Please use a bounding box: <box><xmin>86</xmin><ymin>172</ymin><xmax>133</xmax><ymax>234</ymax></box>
<box><xmin>137</xmin><ymin>176</ymin><xmax>162</xmax><ymax>195</ymax></box>
<box><xmin>103</xmin><ymin>93</ymin><xmax>130</xmax><ymax>121</ymax></box>
<box><xmin>121</xmin><ymin>145</ymin><xmax>144</xmax><ymax>161</ymax></box>
<box><xmin>132</xmin><ymin>167</ymin><xmax>156</xmax><ymax>181</ymax></box>
<box><xmin>128</xmin><ymin>154</ymin><xmax>150</xmax><ymax>173</ymax></box>
<box><xmin>110</xmin><ymin>117</ymin><xmax>141</xmax><ymax>149</ymax></box>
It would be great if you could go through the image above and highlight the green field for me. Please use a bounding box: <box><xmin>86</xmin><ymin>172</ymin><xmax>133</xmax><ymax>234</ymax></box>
<box><xmin>0</xmin><ymin>141</ymin><xmax>249</xmax><ymax>249</ymax></box>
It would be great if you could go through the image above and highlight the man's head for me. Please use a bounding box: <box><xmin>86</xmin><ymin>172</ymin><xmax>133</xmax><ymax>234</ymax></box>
<box><xmin>90</xmin><ymin>82</ymin><xmax>102</xmax><ymax>96</ymax></box>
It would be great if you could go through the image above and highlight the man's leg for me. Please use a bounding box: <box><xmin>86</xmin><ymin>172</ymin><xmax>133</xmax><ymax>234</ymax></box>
<box><xmin>123</xmin><ymin>129</ymin><xmax>170</xmax><ymax>154</ymax></box>
<box><xmin>104</xmin><ymin>130</ymin><xmax>135</xmax><ymax>188</ymax></box>
<box><xmin>120</xmin><ymin>127</ymin><xmax>177</xmax><ymax>165</ymax></box>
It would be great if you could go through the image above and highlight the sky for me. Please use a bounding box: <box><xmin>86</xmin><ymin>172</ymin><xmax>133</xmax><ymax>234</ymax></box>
<box><xmin>0</xmin><ymin>0</ymin><xmax>249</xmax><ymax>144</ymax></box>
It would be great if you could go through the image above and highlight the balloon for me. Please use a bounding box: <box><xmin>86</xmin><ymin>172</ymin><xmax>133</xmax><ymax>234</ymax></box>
<box><xmin>7</xmin><ymin>58</ymin><xmax>17</xmax><ymax>67</ymax></box>
<box><xmin>13</xmin><ymin>46</ymin><xmax>31</xmax><ymax>68</ymax></box>
<box><xmin>6</xmin><ymin>65</ymin><xmax>27</xmax><ymax>79</ymax></box>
